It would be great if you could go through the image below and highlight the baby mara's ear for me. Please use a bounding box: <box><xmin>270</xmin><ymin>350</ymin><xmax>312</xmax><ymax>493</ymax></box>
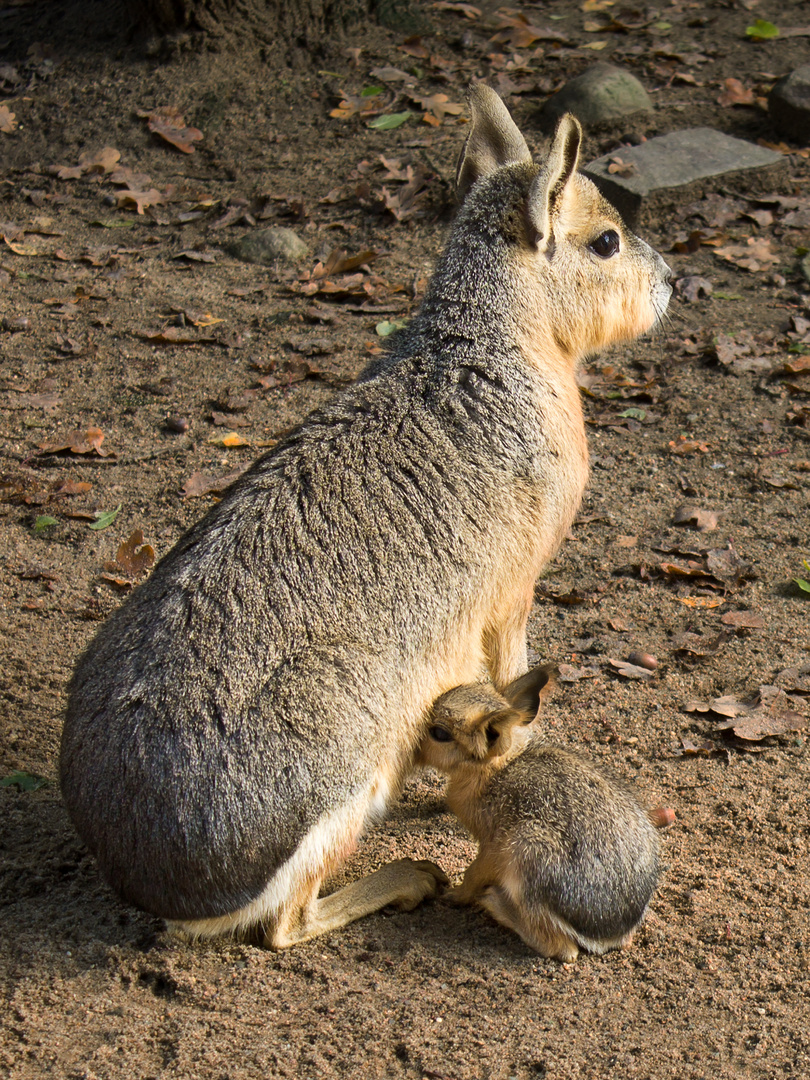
<box><xmin>525</xmin><ymin>113</ymin><xmax>582</xmax><ymax>251</ymax></box>
<box><xmin>456</xmin><ymin>82</ymin><xmax>531</xmax><ymax>200</ymax></box>
<box><xmin>501</xmin><ymin>663</ymin><xmax>559</xmax><ymax>722</ymax></box>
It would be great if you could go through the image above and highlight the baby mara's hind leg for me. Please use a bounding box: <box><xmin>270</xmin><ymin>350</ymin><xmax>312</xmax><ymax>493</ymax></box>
<box><xmin>267</xmin><ymin>859</ymin><xmax>448</xmax><ymax>949</ymax></box>
<box><xmin>478</xmin><ymin>884</ymin><xmax>580</xmax><ymax>963</ymax></box>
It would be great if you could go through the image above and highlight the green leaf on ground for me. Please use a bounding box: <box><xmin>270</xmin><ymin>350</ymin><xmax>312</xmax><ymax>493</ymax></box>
<box><xmin>795</xmin><ymin>561</ymin><xmax>810</xmax><ymax>596</ymax></box>
<box><xmin>1</xmin><ymin>770</ymin><xmax>49</xmax><ymax>791</ymax></box>
<box><xmin>33</xmin><ymin>515</ymin><xmax>58</xmax><ymax>534</ymax></box>
<box><xmin>368</xmin><ymin>111</ymin><xmax>413</xmax><ymax>131</ymax></box>
<box><xmin>376</xmin><ymin>319</ymin><xmax>408</xmax><ymax>337</ymax></box>
<box><xmin>746</xmin><ymin>19</ymin><xmax>779</xmax><ymax>39</ymax></box>
<box><xmin>88</xmin><ymin>503</ymin><xmax>122</xmax><ymax>530</ymax></box>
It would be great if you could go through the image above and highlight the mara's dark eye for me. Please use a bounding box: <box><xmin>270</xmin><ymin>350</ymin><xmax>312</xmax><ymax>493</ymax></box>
<box><xmin>428</xmin><ymin>726</ymin><xmax>453</xmax><ymax>743</ymax></box>
<box><xmin>589</xmin><ymin>229</ymin><xmax>620</xmax><ymax>258</ymax></box>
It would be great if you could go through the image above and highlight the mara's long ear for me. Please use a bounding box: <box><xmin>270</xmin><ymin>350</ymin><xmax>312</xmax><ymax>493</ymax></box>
<box><xmin>525</xmin><ymin>113</ymin><xmax>582</xmax><ymax>248</ymax></box>
<box><xmin>502</xmin><ymin>663</ymin><xmax>559</xmax><ymax>722</ymax></box>
<box><xmin>482</xmin><ymin>708</ymin><xmax>529</xmax><ymax>760</ymax></box>
<box><xmin>456</xmin><ymin>83</ymin><xmax>532</xmax><ymax>201</ymax></box>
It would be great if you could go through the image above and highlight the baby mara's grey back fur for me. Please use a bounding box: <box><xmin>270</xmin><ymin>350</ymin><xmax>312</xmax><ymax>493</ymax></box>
<box><xmin>60</xmin><ymin>85</ymin><xmax>671</xmax><ymax>946</ymax></box>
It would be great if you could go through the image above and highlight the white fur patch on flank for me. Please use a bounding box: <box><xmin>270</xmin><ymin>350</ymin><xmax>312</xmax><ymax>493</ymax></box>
<box><xmin>173</xmin><ymin>774</ymin><xmax>391</xmax><ymax>940</ymax></box>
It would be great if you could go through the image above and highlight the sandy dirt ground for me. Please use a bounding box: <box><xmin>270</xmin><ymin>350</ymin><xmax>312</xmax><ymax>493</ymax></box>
<box><xmin>1</xmin><ymin>1</ymin><xmax>809</xmax><ymax>1077</ymax></box>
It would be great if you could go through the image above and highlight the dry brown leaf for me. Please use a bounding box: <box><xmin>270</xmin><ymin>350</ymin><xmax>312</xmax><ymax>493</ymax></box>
<box><xmin>717</xmin><ymin>77</ymin><xmax>755</xmax><ymax>107</ymax></box>
<box><xmin>679</xmin><ymin>737</ymin><xmax>717</xmax><ymax>755</ymax></box>
<box><xmin>330</xmin><ymin>93</ymin><xmax>381</xmax><ymax>120</ymax></box>
<box><xmin>714</xmin><ymin>703</ymin><xmax>807</xmax><ymax>742</ymax></box>
<box><xmin>182</xmin><ymin>466</ymin><xmax>249</xmax><ymax>498</ymax></box>
<box><xmin>705</xmin><ymin>545</ymin><xmax>751</xmax><ymax>588</ymax></box>
<box><xmin>101</xmin><ymin>529</ymin><xmax>155</xmax><ymax>590</ymax></box>
<box><xmin>671</xmin><ymin>630</ymin><xmax>732</xmax><ymax>658</ymax></box>
<box><xmin>672</xmin><ymin>504</ymin><xmax>719</xmax><ymax>532</ymax></box>
<box><xmin>0</xmin><ymin>104</ymin><xmax>17</xmax><ymax>133</ymax></box>
<box><xmin>135</xmin><ymin>326</ymin><xmax>217</xmax><ymax>345</ymax></box>
<box><xmin>37</xmin><ymin>427</ymin><xmax>112</xmax><ymax>457</ymax></box>
<box><xmin>720</xmin><ymin>610</ymin><xmax>765</xmax><ymax>629</ymax></box>
<box><xmin>313</xmin><ymin>248</ymin><xmax>379</xmax><ymax>278</ymax></box>
<box><xmin>557</xmin><ymin>664</ymin><xmax>600</xmax><ymax>683</ymax></box>
<box><xmin>606</xmin><ymin>156</ymin><xmax>637</xmax><ymax>177</ymax></box>
<box><xmin>490</xmin><ymin>10</ymin><xmax>570</xmax><ymax>47</ymax></box>
<box><xmin>409</xmin><ymin>92</ymin><xmax>464</xmax><ymax>125</ymax></box>
<box><xmin>115</xmin><ymin>188</ymin><xmax>166</xmax><ymax>215</ymax></box>
<box><xmin>675</xmin><ymin>596</ymin><xmax>724</xmax><ymax>609</ymax></box>
<box><xmin>608</xmin><ymin>658</ymin><xmax>655</xmax><ymax>680</ymax></box>
<box><xmin>668</xmin><ymin>435</ymin><xmax>710</xmax><ymax>454</ymax></box>
<box><xmin>433</xmin><ymin>1</ymin><xmax>481</xmax><ymax>16</ymax></box>
<box><xmin>79</xmin><ymin>147</ymin><xmax>121</xmax><ymax>174</ymax></box>
<box><xmin>141</xmin><ymin>106</ymin><xmax>203</xmax><ymax>154</ymax></box>
<box><xmin>714</xmin><ymin>236</ymin><xmax>779</xmax><ymax>272</ymax></box>
<box><xmin>775</xmin><ymin>665</ymin><xmax>810</xmax><ymax>695</ymax></box>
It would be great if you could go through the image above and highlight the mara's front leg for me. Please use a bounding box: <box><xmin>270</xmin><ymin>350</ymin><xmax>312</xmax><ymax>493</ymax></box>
<box><xmin>482</xmin><ymin>581</ymin><xmax>533</xmax><ymax>691</ymax></box>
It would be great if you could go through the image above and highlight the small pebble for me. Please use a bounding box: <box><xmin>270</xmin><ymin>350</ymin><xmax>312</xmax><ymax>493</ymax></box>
<box><xmin>165</xmin><ymin>415</ymin><xmax>190</xmax><ymax>433</ymax></box>
<box><xmin>628</xmin><ymin>650</ymin><xmax>657</xmax><ymax>670</ymax></box>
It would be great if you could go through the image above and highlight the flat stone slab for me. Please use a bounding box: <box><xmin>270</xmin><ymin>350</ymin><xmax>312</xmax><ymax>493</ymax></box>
<box><xmin>583</xmin><ymin>128</ymin><xmax>787</xmax><ymax>227</ymax></box>
<box><xmin>769</xmin><ymin>64</ymin><xmax>810</xmax><ymax>141</ymax></box>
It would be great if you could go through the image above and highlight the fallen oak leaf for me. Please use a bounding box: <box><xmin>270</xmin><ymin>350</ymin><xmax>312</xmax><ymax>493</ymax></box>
<box><xmin>714</xmin><ymin>236</ymin><xmax>780</xmax><ymax>273</ymax></box>
<box><xmin>0</xmin><ymin>104</ymin><xmax>18</xmax><ymax>133</ymax></box>
<box><xmin>102</xmin><ymin>528</ymin><xmax>155</xmax><ymax>584</ymax></box>
<box><xmin>408</xmin><ymin>92</ymin><xmax>464</xmax><ymax>125</ymax></box>
<box><xmin>717</xmin><ymin>77</ymin><xmax>756</xmax><ymax>107</ymax></box>
<box><xmin>37</xmin><ymin>427</ymin><xmax>113</xmax><ymax>457</ymax></box>
<box><xmin>79</xmin><ymin>147</ymin><xmax>121</xmax><ymax>174</ymax></box>
<box><xmin>115</xmin><ymin>188</ymin><xmax>166</xmax><ymax>215</ymax></box>
<box><xmin>139</xmin><ymin>106</ymin><xmax>203</xmax><ymax>154</ymax></box>
<box><xmin>672</xmin><ymin>504</ymin><xmax>719</xmax><ymax>532</ymax></box>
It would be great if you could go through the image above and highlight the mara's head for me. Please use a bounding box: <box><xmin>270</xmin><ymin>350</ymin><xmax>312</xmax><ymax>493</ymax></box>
<box><xmin>455</xmin><ymin>84</ymin><xmax>672</xmax><ymax>364</ymax></box>
<box><xmin>418</xmin><ymin>664</ymin><xmax>558</xmax><ymax>773</ymax></box>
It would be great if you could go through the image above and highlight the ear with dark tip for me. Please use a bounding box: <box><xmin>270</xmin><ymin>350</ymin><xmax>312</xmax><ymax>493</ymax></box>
<box><xmin>456</xmin><ymin>83</ymin><xmax>532</xmax><ymax>201</ymax></box>
<box><xmin>501</xmin><ymin>663</ymin><xmax>559</xmax><ymax>721</ymax></box>
<box><xmin>525</xmin><ymin>113</ymin><xmax>582</xmax><ymax>248</ymax></box>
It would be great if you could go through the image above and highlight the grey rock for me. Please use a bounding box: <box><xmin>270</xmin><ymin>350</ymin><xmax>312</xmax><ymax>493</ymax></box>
<box><xmin>226</xmin><ymin>228</ymin><xmax>308</xmax><ymax>266</ymax></box>
<box><xmin>541</xmin><ymin>64</ymin><xmax>652</xmax><ymax>129</ymax></box>
<box><xmin>769</xmin><ymin>64</ymin><xmax>810</xmax><ymax>142</ymax></box>
<box><xmin>583</xmin><ymin>128</ymin><xmax>787</xmax><ymax>227</ymax></box>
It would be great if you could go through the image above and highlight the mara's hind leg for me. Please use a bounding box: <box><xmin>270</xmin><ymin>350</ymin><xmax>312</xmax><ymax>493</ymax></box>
<box><xmin>267</xmin><ymin>859</ymin><xmax>448</xmax><ymax>949</ymax></box>
<box><xmin>478</xmin><ymin>885</ymin><xmax>580</xmax><ymax>963</ymax></box>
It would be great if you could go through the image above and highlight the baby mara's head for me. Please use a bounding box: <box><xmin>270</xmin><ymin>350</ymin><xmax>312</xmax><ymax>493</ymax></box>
<box><xmin>418</xmin><ymin>664</ymin><xmax>558</xmax><ymax>773</ymax></box>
